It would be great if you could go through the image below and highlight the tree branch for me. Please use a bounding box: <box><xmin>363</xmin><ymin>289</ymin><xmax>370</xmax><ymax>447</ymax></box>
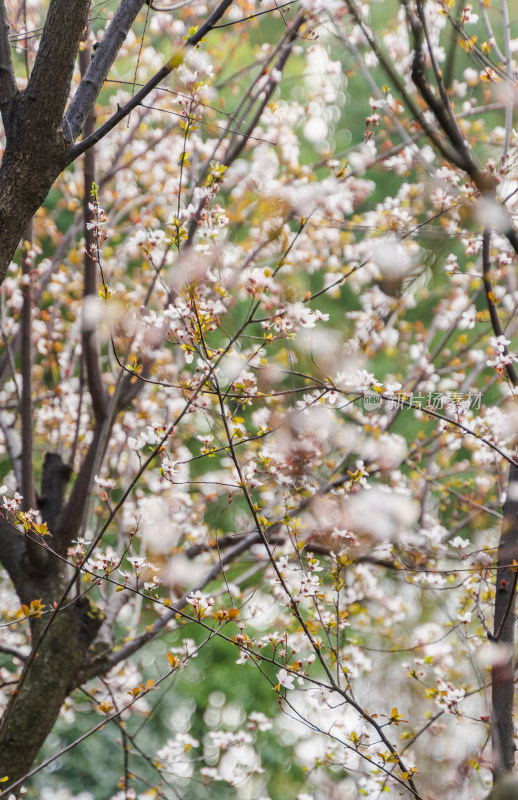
<box><xmin>80</xmin><ymin>31</ymin><xmax>108</xmax><ymax>422</ymax></box>
<box><xmin>187</xmin><ymin>13</ymin><xmax>304</xmax><ymax>243</ymax></box>
<box><xmin>66</xmin><ymin>0</ymin><xmax>236</xmax><ymax>162</ymax></box>
<box><xmin>0</xmin><ymin>644</ymin><xmax>26</xmax><ymax>661</ymax></box>
<box><xmin>343</xmin><ymin>0</ymin><xmax>465</xmax><ymax>169</ymax></box>
<box><xmin>481</xmin><ymin>229</ymin><xmax>518</xmax><ymax>386</ymax></box>
<box><xmin>24</xmin><ymin>0</ymin><xmax>90</xmax><ymax>132</ymax></box>
<box><xmin>483</xmin><ymin>227</ymin><xmax>518</xmax><ymax>775</ymax></box>
<box><xmin>19</xmin><ymin>222</ymin><xmax>49</xmax><ymax>575</ymax></box>
<box><xmin>0</xmin><ymin>410</ymin><xmax>22</xmax><ymax>489</ymax></box>
<box><xmin>54</xmin><ymin>423</ymin><xmax>104</xmax><ymax>554</ymax></box>
<box><xmin>20</xmin><ymin>224</ymin><xmax>36</xmax><ymax>513</ymax></box>
<box><xmin>413</xmin><ymin>0</ymin><xmax>475</xmax><ymax>169</ymax></box>
<box><xmin>85</xmin><ymin>529</ymin><xmax>261</xmax><ymax>678</ymax></box>
<box><xmin>0</xmin><ymin>515</ymin><xmax>26</xmax><ymax>597</ymax></box>
<box><xmin>492</xmin><ymin>464</ymin><xmax>518</xmax><ymax>775</ymax></box>
<box><xmin>0</xmin><ymin>0</ymin><xmax>16</xmax><ymax>118</ymax></box>
<box><xmin>38</xmin><ymin>453</ymin><xmax>73</xmax><ymax>536</ymax></box>
<box><xmin>89</xmin><ymin>468</ymin><xmax>357</xmax><ymax>677</ymax></box>
<box><xmin>63</xmin><ymin>0</ymin><xmax>147</xmax><ymax>143</ymax></box>
<box><xmin>0</xmin><ymin>1</ymin><xmax>91</xmax><ymax>284</ymax></box>
<box><xmin>223</xmin><ymin>12</ymin><xmax>303</xmax><ymax>166</ymax></box>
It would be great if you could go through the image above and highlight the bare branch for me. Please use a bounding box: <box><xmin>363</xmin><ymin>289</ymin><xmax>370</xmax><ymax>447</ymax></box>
<box><xmin>0</xmin><ymin>644</ymin><xmax>25</xmax><ymax>661</ymax></box>
<box><xmin>477</xmin><ymin>0</ymin><xmax>505</xmax><ymax>63</ymax></box>
<box><xmin>150</xmin><ymin>0</ymin><xmax>196</xmax><ymax>10</ymax></box>
<box><xmin>402</xmin><ymin>0</ymin><xmax>474</xmax><ymax>175</ymax></box>
<box><xmin>499</xmin><ymin>0</ymin><xmax>513</xmax><ymax>162</ymax></box>
<box><xmin>19</xmin><ymin>222</ymin><xmax>47</xmax><ymax>574</ymax></box>
<box><xmin>20</xmin><ymin>224</ymin><xmax>36</xmax><ymax>513</ymax></box>
<box><xmin>80</xmin><ymin>32</ymin><xmax>108</xmax><ymax>421</ymax></box>
<box><xmin>63</xmin><ymin>0</ymin><xmax>147</xmax><ymax>143</ymax></box>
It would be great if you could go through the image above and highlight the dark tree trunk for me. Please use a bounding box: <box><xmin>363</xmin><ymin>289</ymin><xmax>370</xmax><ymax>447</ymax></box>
<box><xmin>0</xmin><ymin>593</ymin><xmax>102</xmax><ymax>787</ymax></box>
<box><xmin>0</xmin><ymin>0</ymin><xmax>91</xmax><ymax>282</ymax></box>
<box><xmin>0</xmin><ymin>132</ymin><xmax>66</xmax><ymax>282</ymax></box>
<box><xmin>0</xmin><ymin>452</ymin><xmax>103</xmax><ymax>790</ymax></box>
<box><xmin>492</xmin><ymin>464</ymin><xmax>518</xmax><ymax>775</ymax></box>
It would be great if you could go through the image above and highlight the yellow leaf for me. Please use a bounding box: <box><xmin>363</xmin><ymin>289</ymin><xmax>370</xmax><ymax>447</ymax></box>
<box><xmin>167</xmin><ymin>653</ymin><xmax>179</xmax><ymax>668</ymax></box>
<box><xmin>166</xmin><ymin>51</ymin><xmax>184</xmax><ymax>71</ymax></box>
<box><xmin>35</xmin><ymin>521</ymin><xmax>50</xmax><ymax>536</ymax></box>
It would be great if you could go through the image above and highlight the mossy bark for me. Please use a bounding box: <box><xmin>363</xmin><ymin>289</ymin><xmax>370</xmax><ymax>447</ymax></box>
<box><xmin>0</xmin><ymin>595</ymin><xmax>102</xmax><ymax>789</ymax></box>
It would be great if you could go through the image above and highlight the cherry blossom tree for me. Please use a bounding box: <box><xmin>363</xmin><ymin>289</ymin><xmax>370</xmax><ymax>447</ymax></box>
<box><xmin>0</xmin><ymin>0</ymin><xmax>518</xmax><ymax>798</ymax></box>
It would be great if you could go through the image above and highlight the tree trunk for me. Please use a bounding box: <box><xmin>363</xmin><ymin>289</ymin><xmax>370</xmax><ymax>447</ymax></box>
<box><xmin>492</xmin><ymin>464</ymin><xmax>518</xmax><ymax>775</ymax></box>
<box><xmin>0</xmin><ymin>123</ymin><xmax>66</xmax><ymax>283</ymax></box>
<box><xmin>0</xmin><ymin>0</ymin><xmax>91</xmax><ymax>282</ymax></box>
<box><xmin>0</xmin><ymin>594</ymin><xmax>102</xmax><ymax>788</ymax></box>
<box><xmin>0</xmin><ymin>453</ymin><xmax>102</xmax><ymax>791</ymax></box>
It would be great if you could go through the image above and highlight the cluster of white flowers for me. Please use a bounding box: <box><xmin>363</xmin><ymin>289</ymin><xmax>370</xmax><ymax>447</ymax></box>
<box><xmin>487</xmin><ymin>335</ymin><xmax>516</xmax><ymax>371</ymax></box>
